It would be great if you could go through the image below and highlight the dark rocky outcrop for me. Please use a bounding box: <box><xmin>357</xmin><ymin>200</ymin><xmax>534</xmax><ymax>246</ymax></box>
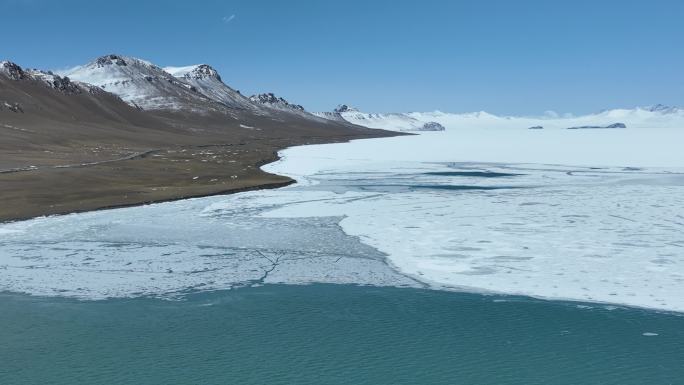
<box><xmin>186</xmin><ymin>64</ymin><xmax>221</xmax><ymax>81</ymax></box>
<box><xmin>1</xmin><ymin>101</ymin><xmax>24</xmax><ymax>113</ymax></box>
<box><xmin>249</xmin><ymin>93</ymin><xmax>305</xmax><ymax>112</ymax></box>
<box><xmin>334</xmin><ymin>104</ymin><xmax>358</xmax><ymax>113</ymax></box>
<box><xmin>567</xmin><ymin>123</ymin><xmax>626</xmax><ymax>129</ymax></box>
<box><xmin>419</xmin><ymin>122</ymin><xmax>446</xmax><ymax>131</ymax></box>
<box><xmin>1</xmin><ymin>61</ymin><xmax>81</xmax><ymax>94</ymax></box>
<box><xmin>0</xmin><ymin>61</ymin><xmax>27</xmax><ymax>80</ymax></box>
<box><xmin>95</xmin><ymin>54</ymin><xmax>128</xmax><ymax>67</ymax></box>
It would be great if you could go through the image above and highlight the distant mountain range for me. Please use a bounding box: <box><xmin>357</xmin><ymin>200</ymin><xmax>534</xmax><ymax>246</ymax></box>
<box><xmin>3</xmin><ymin>54</ymin><xmax>684</xmax><ymax>134</ymax></box>
<box><xmin>0</xmin><ymin>54</ymin><xmax>383</xmax><ymax>171</ymax></box>
<box><xmin>313</xmin><ymin>104</ymin><xmax>684</xmax><ymax>131</ymax></box>
<box><xmin>1</xmin><ymin>54</ymin><xmax>360</xmax><ymax>136</ymax></box>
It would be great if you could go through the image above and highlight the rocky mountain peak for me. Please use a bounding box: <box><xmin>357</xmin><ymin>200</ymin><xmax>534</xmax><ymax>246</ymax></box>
<box><xmin>189</xmin><ymin>64</ymin><xmax>221</xmax><ymax>81</ymax></box>
<box><xmin>420</xmin><ymin>122</ymin><xmax>446</xmax><ymax>131</ymax></box>
<box><xmin>645</xmin><ymin>104</ymin><xmax>679</xmax><ymax>113</ymax></box>
<box><xmin>89</xmin><ymin>55</ymin><xmax>160</xmax><ymax>73</ymax></box>
<box><xmin>334</xmin><ymin>104</ymin><xmax>358</xmax><ymax>113</ymax></box>
<box><xmin>0</xmin><ymin>61</ymin><xmax>27</xmax><ymax>80</ymax></box>
<box><xmin>37</xmin><ymin>72</ymin><xmax>81</xmax><ymax>94</ymax></box>
<box><xmin>249</xmin><ymin>93</ymin><xmax>305</xmax><ymax>112</ymax></box>
<box><xmin>2</xmin><ymin>60</ymin><xmax>80</xmax><ymax>94</ymax></box>
<box><xmin>95</xmin><ymin>54</ymin><xmax>129</xmax><ymax>67</ymax></box>
<box><xmin>163</xmin><ymin>64</ymin><xmax>222</xmax><ymax>82</ymax></box>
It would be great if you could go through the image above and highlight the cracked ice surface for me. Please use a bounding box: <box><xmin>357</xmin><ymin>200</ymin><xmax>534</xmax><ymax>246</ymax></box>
<box><xmin>2</xmin><ymin>127</ymin><xmax>684</xmax><ymax>310</ymax></box>
<box><xmin>0</xmin><ymin>196</ymin><xmax>420</xmax><ymax>300</ymax></box>
<box><xmin>258</xmin><ymin>128</ymin><xmax>684</xmax><ymax>312</ymax></box>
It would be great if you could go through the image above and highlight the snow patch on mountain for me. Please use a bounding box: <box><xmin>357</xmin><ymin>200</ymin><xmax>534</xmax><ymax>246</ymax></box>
<box><xmin>164</xmin><ymin>64</ymin><xmax>221</xmax><ymax>81</ymax></box>
<box><xmin>163</xmin><ymin>64</ymin><xmax>255</xmax><ymax>110</ymax></box>
<box><xmin>62</xmin><ymin>55</ymin><xmax>214</xmax><ymax>111</ymax></box>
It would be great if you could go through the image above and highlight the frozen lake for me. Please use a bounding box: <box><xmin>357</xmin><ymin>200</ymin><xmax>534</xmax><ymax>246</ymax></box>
<box><xmin>2</xmin><ymin>128</ymin><xmax>684</xmax><ymax>311</ymax></box>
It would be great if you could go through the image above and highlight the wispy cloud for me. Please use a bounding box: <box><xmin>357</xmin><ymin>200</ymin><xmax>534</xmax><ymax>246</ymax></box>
<box><xmin>222</xmin><ymin>14</ymin><xmax>236</xmax><ymax>24</ymax></box>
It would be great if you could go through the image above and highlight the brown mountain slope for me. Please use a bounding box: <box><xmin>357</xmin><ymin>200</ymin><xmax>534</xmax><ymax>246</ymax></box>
<box><xmin>0</xmin><ymin>62</ymin><xmax>398</xmax><ymax>222</ymax></box>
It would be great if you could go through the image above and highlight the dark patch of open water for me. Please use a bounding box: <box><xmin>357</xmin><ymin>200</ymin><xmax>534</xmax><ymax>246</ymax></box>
<box><xmin>425</xmin><ymin>171</ymin><xmax>522</xmax><ymax>178</ymax></box>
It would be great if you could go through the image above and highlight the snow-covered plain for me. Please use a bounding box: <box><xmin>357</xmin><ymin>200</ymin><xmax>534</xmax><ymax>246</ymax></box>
<box><xmin>317</xmin><ymin>104</ymin><xmax>684</xmax><ymax>131</ymax></box>
<box><xmin>1</xmin><ymin>113</ymin><xmax>684</xmax><ymax>311</ymax></box>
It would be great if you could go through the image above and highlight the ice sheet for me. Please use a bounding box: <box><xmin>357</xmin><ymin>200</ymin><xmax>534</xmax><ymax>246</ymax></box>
<box><xmin>0</xmin><ymin>194</ymin><xmax>420</xmax><ymax>300</ymax></box>
<box><xmin>1</xmin><ymin>126</ymin><xmax>684</xmax><ymax>311</ymax></box>
<box><xmin>258</xmin><ymin>127</ymin><xmax>684</xmax><ymax>311</ymax></box>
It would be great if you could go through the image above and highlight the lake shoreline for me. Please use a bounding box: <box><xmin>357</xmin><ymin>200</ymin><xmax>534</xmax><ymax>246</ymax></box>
<box><xmin>0</xmin><ymin>132</ymin><xmax>404</xmax><ymax>224</ymax></box>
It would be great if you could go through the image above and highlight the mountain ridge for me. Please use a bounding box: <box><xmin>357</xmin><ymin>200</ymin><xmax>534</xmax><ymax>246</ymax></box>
<box><xmin>163</xmin><ymin>64</ymin><xmax>257</xmax><ymax>111</ymax></box>
<box><xmin>62</xmin><ymin>54</ymin><xmax>227</xmax><ymax>112</ymax></box>
<box><xmin>1</xmin><ymin>55</ymin><xmax>394</xmax><ymax>222</ymax></box>
<box><xmin>314</xmin><ymin>104</ymin><xmax>684</xmax><ymax>131</ymax></box>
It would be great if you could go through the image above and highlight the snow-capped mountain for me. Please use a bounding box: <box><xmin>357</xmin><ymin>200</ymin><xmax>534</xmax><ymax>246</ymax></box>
<box><xmin>314</xmin><ymin>105</ymin><xmax>445</xmax><ymax>131</ymax></box>
<box><xmin>1</xmin><ymin>59</ymin><xmax>171</xmax><ymax>132</ymax></box>
<box><xmin>60</xmin><ymin>55</ymin><xmax>330</xmax><ymax>123</ymax></box>
<box><xmin>163</xmin><ymin>64</ymin><xmax>256</xmax><ymax>110</ymax></box>
<box><xmin>3</xmin><ymin>56</ymin><xmax>375</xmax><ymax>150</ymax></box>
<box><xmin>315</xmin><ymin>104</ymin><xmax>684</xmax><ymax>132</ymax></box>
<box><xmin>62</xmin><ymin>55</ymin><xmax>224</xmax><ymax>112</ymax></box>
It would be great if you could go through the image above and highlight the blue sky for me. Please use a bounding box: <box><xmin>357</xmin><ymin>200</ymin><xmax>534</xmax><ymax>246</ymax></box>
<box><xmin>2</xmin><ymin>0</ymin><xmax>683</xmax><ymax>115</ymax></box>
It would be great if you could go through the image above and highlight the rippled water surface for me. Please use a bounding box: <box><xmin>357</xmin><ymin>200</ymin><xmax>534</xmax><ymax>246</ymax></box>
<box><xmin>1</xmin><ymin>284</ymin><xmax>683</xmax><ymax>385</ymax></box>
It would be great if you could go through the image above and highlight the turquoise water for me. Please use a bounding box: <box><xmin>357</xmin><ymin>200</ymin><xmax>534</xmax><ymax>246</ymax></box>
<box><xmin>1</xmin><ymin>284</ymin><xmax>683</xmax><ymax>385</ymax></box>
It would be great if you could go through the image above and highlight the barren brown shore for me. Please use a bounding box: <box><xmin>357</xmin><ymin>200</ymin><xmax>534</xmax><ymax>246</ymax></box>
<box><xmin>0</xmin><ymin>75</ymin><xmax>398</xmax><ymax>223</ymax></box>
<box><xmin>0</xmin><ymin>133</ymin><xmax>391</xmax><ymax>223</ymax></box>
